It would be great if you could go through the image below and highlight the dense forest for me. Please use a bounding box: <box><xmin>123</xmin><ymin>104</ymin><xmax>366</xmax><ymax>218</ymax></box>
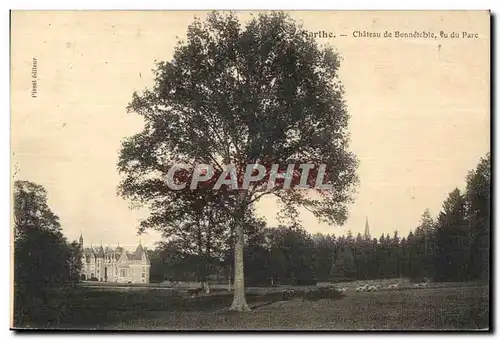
<box><xmin>149</xmin><ymin>153</ymin><xmax>490</xmax><ymax>285</ymax></box>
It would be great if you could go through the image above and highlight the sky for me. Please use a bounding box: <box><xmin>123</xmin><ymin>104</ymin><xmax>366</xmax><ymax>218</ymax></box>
<box><xmin>11</xmin><ymin>11</ymin><xmax>490</xmax><ymax>248</ymax></box>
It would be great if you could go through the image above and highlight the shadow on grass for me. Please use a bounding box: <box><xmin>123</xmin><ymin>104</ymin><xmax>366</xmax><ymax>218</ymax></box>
<box><xmin>247</xmin><ymin>288</ymin><xmax>346</xmax><ymax>310</ymax></box>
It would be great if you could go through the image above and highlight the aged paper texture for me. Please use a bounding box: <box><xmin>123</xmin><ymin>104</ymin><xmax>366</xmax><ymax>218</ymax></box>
<box><xmin>11</xmin><ymin>10</ymin><xmax>490</xmax><ymax>330</ymax></box>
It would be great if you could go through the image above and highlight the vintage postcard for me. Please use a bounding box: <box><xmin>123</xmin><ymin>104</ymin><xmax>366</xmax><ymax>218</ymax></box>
<box><xmin>10</xmin><ymin>10</ymin><xmax>490</xmax><ymax>330</ymax></box>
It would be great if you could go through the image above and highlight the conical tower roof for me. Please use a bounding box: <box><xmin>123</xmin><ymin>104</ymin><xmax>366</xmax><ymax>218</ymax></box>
<box><xmin>364</xmin><ymin>217</ymin><xmax>371</xmax><ymax>240</ymax></box>
<box><xmin>97</xmin><ymin>242</ymin><xmax>105</xmax><ymax>257</ymax></box>
<box><xmin>134</xmin><ymin>243</ymin><xmax>144</xmax><ymax>259</ymax></box>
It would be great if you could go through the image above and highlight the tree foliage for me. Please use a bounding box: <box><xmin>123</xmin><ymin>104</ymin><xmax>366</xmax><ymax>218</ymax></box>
<box><xmin>13</xmin><ymin>180</ymin><xmax>82</xmax><ymax>327</ymax></box>
<box><xmin>466</xmin><ymin>153</ymin><xmax>490</xmax><ymax>280</ymax></box>
<box><xmin>118</xmin><ymin>11</ymin><xmax>359</xmax><ymax>310</ymax></box>
<box><xmin>14</xmin><ymin>181</ymin><xmax>62</xmax><ymax>240</ymax></box>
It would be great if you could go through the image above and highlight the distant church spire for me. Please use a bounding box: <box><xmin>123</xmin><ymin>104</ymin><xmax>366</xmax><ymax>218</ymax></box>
<box><xmin>79</xmin><ymin>232</ymin><xmax>84</xmax><ymax>248</ymax></box>
<box><xmin>364</xmin><ymin>217</ymin><xmax>371</xmax><ymax>240</ymax></box>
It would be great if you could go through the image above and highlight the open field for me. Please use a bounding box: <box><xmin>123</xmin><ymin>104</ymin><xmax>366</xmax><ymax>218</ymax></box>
<box><xmin>14</xmin><ymin>282</ymin><xmax>489</xmax><ymax>330</ymax></box>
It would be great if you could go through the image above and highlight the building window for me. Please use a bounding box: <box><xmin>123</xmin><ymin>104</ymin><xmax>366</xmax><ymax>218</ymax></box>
<box><xmin>120</xmin><ymin>268</ymin><xmax>127</xmax><ymax>277</ymax></box>
<box><xmin>141</xmin><ymin>266</ymin><xmax>146</xmax><ymax>278</ymax></box>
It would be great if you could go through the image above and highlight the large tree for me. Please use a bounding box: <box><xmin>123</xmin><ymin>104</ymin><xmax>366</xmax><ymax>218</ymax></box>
<box><xmin>435</xmin><ymin>188</ymin><xmax>469</xmax><ymax>281</ymax></box>
<box><xmin>118</xmin><ymin>11</ymin><xmax>358</xmax><ymax>311</ymax></box>
<box><xmin>414</xmin><ymin>209</ymin><xmax>436</xmax><ymax>279</ymax></box>
<box><xmin>465</xmin><ymin>153</ymin><xmax>490</xmax><ymax>280</ymax></box>
<box><xmin>13</xmin><ymin>180</ymin><xmax>74</xmax><ymax>326</ymax></box>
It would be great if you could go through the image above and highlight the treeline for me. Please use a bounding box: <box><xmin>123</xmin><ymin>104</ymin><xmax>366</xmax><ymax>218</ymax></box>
<box><xmin>13</xmin><ymin>180</ymin><xmax>82</xmax><ymax>327</ymax></box>
<box><xmin>150</xmin><ymin>153</ymin><xmax>490</xmax><ymax>285</ymax></box>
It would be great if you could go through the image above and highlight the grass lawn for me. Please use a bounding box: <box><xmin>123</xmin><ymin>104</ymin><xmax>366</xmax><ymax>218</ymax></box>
<box><xmin>14</xmin><ymin>283</ymin><xmax>489</xmax><ymax>330</ymax></box>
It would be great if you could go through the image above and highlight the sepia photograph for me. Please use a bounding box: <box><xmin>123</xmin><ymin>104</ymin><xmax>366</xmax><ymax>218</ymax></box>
<box><xmin>10</xmin><ymin>10</ymin><xmax>490</xmax><ymax>330</ymax></box>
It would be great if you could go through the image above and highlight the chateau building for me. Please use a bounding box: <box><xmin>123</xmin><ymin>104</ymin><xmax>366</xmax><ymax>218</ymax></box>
<box><xmin>79</xmin><ymin>234</ymin><xmax>150</xmax><ymax>284</ymax></box>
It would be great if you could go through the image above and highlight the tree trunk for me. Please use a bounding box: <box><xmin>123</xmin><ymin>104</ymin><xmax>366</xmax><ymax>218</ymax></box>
<box><xmin>229</xmin><ymin>221</ymin><xmax>250</xmax><ymax>311</ymax></box>
<box><xmin>229</xmin><ymin>191</ymin><xmax>250</xmax><ymax>312</ymax></box>
<box><xmin>227</xmin><ymin>262</ymin><xmax>233</xmax><ymax>291</ymax></box>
